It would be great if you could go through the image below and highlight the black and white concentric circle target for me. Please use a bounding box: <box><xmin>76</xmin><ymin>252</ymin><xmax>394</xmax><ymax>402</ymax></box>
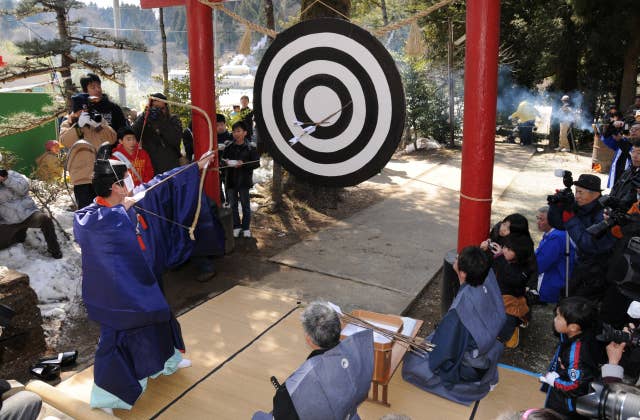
<box><xmin>254</xmin><ymin>18</ymin><xmax>405</xmax><ymax>187</ymax></box>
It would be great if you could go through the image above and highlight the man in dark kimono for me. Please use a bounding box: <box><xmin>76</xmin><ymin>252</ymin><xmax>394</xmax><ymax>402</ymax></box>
<box><xmin>74</xmin><ymin>146</ymin><xmax>215</xmax><ymax>413</ymax></box>
<box><xmin>402</xmin><ymin>246</ymin><xmax>506</xmax><ymax>405</ymax></box>
<box><xmin>252</xmin><ymin>302</ymin><xmax>374</xmax><ymax>420</ymax></box>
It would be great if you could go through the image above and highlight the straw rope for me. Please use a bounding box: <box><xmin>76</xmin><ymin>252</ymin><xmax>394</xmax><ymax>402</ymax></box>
<box><xmin>199</xmin><ymin>0</ymin><xmax>278</xmax><ymax>38</ymax></box>
<box><xmin>371</xmin><ymin>0</ymin><xmax>458</xmax><ymax>35</ymax></box>
<box><xmin>198</xmin><ymin>0</ymin><xmax>458</xmax><ymax>38</ymax></box>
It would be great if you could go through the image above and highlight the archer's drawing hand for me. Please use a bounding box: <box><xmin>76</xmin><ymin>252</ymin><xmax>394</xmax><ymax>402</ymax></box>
<box><xmin>197</xmin><ymin>152</ymin><xmax>215</xmax><ymax>170</ymax></box>
<box><xmin>123</xmin><ymin>197</ymin><xmax>136</xmax><ymax>210</ymax></box>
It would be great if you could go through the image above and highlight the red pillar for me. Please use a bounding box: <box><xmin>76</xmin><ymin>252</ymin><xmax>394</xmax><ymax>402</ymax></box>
<box><xmin>186</xmin><ymin>0</ymin><xmax>219</xmax><ymax>205</ymax></box>
<box><xmin>457</xmin><ymin>0</ymin><xmax>500</xmax><ymax>251</ymax></box>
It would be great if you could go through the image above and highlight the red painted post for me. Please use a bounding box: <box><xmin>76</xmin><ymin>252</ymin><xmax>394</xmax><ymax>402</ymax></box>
<box><xmin>457</xmin><ymin>0</ymin><xmax>500</xmax><ymax>251</ymax></box>
<box><xmin>186</xmin><ymin>0</ymin><xmax>219</xmax><ymax>205</ymax></box>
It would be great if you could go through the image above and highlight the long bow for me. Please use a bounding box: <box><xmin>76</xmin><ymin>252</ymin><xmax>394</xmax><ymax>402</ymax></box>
<box><xmin>135</xmin><ymin>96</ymin><xmax>214</xmax><ymax>241</ymax></box>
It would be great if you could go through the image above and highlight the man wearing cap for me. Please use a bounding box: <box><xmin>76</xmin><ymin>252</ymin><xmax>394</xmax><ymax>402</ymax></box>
<box><xmin>132</xmin><ymin>93</ymin><xmax>184</xmax><ymax>174</ymax></box>
<box><xmin>550</xmin><ymin>174</ymin><xmax>616</xmax><ymax>298</ymax></box>
<box><xmin>74</xmin><ymin>145</ymin><xmax>215</xmax><ymax>413</ymax></box>
<box><xmin>79</xmin><ymin>73</ymin><xmax>128</xmax><ymax>132</ymax></box>
<box><xmin>60</xmin><ymin>93</ymin><xmax>117</xmax><ymax>208</ymax></box>
<box><xmin>557</xmin><ymin>95</ymin><xmax>574</xmax><ymax>152</ymax></box>
<box><xmin>0</xmin><ymin>168</ymin><xmax>62</xmax><ymax>258</ymax></box>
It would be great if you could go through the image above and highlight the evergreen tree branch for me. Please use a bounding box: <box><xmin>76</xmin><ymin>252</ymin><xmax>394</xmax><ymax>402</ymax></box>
<box><xmin>0</xmin><ymin>64</ymin><xmax>69</xmax><ymax>84</ymax></box>
<box><xmin>0</xmin><ymin>110</ymin><xmax>65</xmax><ymax>138</ymax></box>
<box><xmin>68</xmin><ymin>31</ymin><xmax>146</xmax><ymax>52</ymax></box>
<box><xmin>16</xmin><ymin>39</ymin><xmax>73</xmax><ymax>59</ymax></box>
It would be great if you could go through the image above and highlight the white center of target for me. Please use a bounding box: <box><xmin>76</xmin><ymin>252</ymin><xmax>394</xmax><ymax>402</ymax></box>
<box><xmin>304</xmin><ymin>86</ymin><xmax>341</xmax><ymax>124</ymax></box>
<box><xmin>282</xmin><ymin>60</ymin><xmax>365</xmax><ymax>153</ymax></box>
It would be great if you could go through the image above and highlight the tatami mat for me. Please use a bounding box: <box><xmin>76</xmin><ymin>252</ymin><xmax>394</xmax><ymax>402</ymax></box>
<box><xmin>56</xmin><ymin>286</ymin><xmax>299</xmax><ymax>419</ymax></box>
<box><xmin>55</xmin><ymin>285</ymin><xmax>545</xmax><ymax>419</ymax></box>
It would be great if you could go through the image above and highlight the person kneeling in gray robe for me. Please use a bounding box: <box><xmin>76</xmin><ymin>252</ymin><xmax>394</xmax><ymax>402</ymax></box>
<box><xmin>402</xmin><ymin>246</ymin><xmax>506</xmax><ymax>405</ymax></box>
<box><xmin>253</xmin><ymin>301</ymin><xmax>374</xmax><ymax>420</ymax></box>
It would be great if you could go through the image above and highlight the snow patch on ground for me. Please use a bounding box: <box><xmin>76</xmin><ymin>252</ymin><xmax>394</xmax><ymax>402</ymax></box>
<box><xmin>0</xmin><ymin>196</ymin><xmax>83</xmax><ymax>320</ymax></box>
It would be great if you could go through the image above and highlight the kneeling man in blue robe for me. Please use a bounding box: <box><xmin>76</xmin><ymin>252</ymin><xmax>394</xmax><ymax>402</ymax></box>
<box><xmin>402</xmin><ymin>246</ymin><xmax>506</xmax><ymax>405</ymax></box>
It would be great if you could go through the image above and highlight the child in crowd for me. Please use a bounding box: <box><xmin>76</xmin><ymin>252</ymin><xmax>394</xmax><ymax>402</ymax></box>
<box><xmin>490</xmin><ymin>213</ymin><xmax>532</xmax><ymax>245</ymax></box>
<box><xmin>222</xmin><ymin>121</ymin><xmax>260</xmax><ymax>238</ymax></box>
<box><xmin>490</xmin><ymin>213</ymin><xmax>541</xmax><ymax>302</ymax></box>
<box><xmin>34</xmin><ymin>140</ymin><xmax>62</xmax><ymax>182</ymax></box>
<box><xmin>540</xmin><ymin>297</ymin><xmax>603</xmax><ymax>418</ymax></box>
<box><xmin>482</xmin><ymin>234</ymin><xmax>535</xmax><ymax>347</ymax></box>
<box><xmin>111</xmin><ymin>127</ymin><xmax>154</xmax><ymax>187</ymax></box>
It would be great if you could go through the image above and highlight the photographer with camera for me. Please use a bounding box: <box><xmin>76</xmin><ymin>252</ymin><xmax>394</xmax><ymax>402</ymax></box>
<box><xmin>133</xmin><ymin>93</ymin><xmax>184</xmax><ymax>174</ymax></box>
<box><xmin>59</xmin><ymin>93</ymin><xmax>117</xmax><ymax>209</ymax></box>
<box><xmin>79</xmin><ymin>73</ymin><xmax>127</xmax><ymax>132</ymax></box>
<box><xmin>602</xmin><ymin>116</ymin><xmax>631</xmax><ymax>189</ymax></box>
<box><xmin>548</xmin><ymin>173</ymin><xmax>616</xmax><ymax>299</ymax></box>
<box><xmin>609</xmin><ymin>130</ymin><xmax>640</xmax><ymax>211</ymax></box>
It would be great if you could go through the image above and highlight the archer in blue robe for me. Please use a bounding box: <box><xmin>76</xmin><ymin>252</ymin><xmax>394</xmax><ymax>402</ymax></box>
<box><xmin>74</xmin><ymin>163</ymin><xmax>223</xmax><ymax>410</ymax></box>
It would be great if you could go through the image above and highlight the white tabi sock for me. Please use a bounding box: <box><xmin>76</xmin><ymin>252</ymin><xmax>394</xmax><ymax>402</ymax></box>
<box><xmin>178</xmin><ymin>358</ymin><xmax>192</xmax><ymax>369</ymax></box>
<box><xmin>99</xmin><ymin>407</ymin><xmax>114</xmax><ymax>416</ymax></box>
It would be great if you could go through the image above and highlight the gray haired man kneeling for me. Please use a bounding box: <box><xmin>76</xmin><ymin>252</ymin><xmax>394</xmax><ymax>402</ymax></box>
<box><xmin>253</xmin><ymin>302</ymin><xmax>374</xmax><ymax>420</ymax></box>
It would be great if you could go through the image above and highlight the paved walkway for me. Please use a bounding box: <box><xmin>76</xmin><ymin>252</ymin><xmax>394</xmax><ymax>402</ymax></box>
<box><xmin>242</xmin><ymin>144</ymin><xmax>601</xmax><ymax>315</ymax></box>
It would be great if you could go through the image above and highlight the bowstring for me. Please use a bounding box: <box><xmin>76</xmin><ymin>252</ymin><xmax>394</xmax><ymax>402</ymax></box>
<box><xmin>136</xmin><ymin>96</ymin><xmax>214</xmax><ymax>240</ymax></box>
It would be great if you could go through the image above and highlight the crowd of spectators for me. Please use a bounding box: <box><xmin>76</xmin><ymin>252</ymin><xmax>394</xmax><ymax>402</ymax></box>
<box><xmin>10</xmin><ymin>75</ymin><xmax>640</xmax><ymax>419</ymax></box>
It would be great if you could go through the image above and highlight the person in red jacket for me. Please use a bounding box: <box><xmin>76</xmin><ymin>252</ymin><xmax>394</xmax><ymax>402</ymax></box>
<box><xmin>111</xmin><ymin>128</ymin><xmax>154</xmax><ymax>186</ymax></box>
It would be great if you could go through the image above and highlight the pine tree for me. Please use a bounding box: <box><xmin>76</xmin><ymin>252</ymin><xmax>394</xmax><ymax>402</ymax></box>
<box><xmin>0</xmin><ymin>0</ymin><xmax>145</xmax><ymax>105</ymax></box>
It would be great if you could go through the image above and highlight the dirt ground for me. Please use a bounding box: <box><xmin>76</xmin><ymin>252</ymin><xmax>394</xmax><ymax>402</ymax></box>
<box><xmin>38</xmin><ymin>147</ymin><xmax>554</xmax><ymax>385</ymax></box>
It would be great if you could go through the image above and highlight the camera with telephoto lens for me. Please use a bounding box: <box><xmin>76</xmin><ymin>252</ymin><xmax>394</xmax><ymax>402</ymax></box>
<box><xmin>87</xmin><ymin>108</ymin><xmax>102</xmax><ymax>124</ymax></box>
<box><xmin>148</xmin><ymin>106</ymin><xmax>161</xmax><ymax>121</ymax></box>
<box><xmin>547</xmin><ymin>169</ymin><xmax>574</xmax><ymax>206</ymax></box>
<box><xmin>586</xmin><ymin>195</ymin><xmax>633</xmax><ymax>237</ymax></box>
<box><xmin>577</xmin><ymin>382</ymin><xmax>640</xmax><ymax>419</ymax></box>
<box><xmin>596</xmin><ymin>323</ymin><xmax>640</xmax><ymax>348</ymax></box>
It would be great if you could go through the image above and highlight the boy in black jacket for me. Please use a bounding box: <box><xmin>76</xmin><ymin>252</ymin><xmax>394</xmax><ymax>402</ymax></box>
<box><xmin>222</xmin><ymin>121</ymin><xmax>260</xmax><ymax>238</ymax></box>
<box><xmin>540</xmin><ymin>297</ymin><xmax>603</xmax><ymax>418</ymax></box>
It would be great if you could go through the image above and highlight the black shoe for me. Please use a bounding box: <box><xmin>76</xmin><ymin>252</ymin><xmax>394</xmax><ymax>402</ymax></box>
<box><xmin>196</xmin><ymin>271</ymin><xmax>217</xmax><ymax>283</ymax></box>
<box><xmin>30</xmin><ymin>363</ymin><xmax>60</xmax><ymax>381</ymax></box>
<box><xmin>49</xmin><ymin>249</ymin><xmax>63</xmax><ymax>259</ymax></box>
<box><xmin>39</xmin><ymin>350</ymin><xmax>78</xmax><ymax>367</ymax></box>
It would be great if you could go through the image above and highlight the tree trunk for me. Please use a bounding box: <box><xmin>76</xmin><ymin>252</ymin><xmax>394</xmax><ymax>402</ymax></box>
<box><xmin>159</xmin><ymin>8</ymin><xmax>169</xmax><ymax>97</ymax></box>
<box><xmin>301</xmin><ymin>0</ymin><xmax>350</xmax><ymax>20</ymax></box>
<box><xmin>447</xmin><ymin>18</ymin><xmax>455</xmax><ymax>148</ymax></box>
<box><xmin>380</xmin><ymin>0</ymin><xmax>388</xmax><ymax>26</ymax></box>
<box><xmin>620</xmin><ymin>12</ymin><xmax>640</xmax><ymax>109</ymax></box>
<box><xmin>263</xmin><ymin>0</ymin><xmax>283</xmax><ymax>210</ymax></box>
<box><xmin>554</xmin><ymin>6</ymin><xmax>579</xmax><ymax>92</ymax></box>
<box><xmin>54</xmin><ymin>5</ymin><xmax>74</xmax><ymax>107</ymax></box>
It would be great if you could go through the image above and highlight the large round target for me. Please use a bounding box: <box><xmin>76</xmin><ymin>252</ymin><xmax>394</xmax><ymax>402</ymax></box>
<box><xmin>254</xmin><ymin>18</ymin><xmax>406</xmax><ymax>187</ymax></box>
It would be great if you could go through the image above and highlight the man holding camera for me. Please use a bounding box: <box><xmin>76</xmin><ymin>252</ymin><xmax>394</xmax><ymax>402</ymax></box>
<box><xmin>549</xmin><ymin>174</ymin><xmax>616</xmax><ymax>298</ymax></box>
<box><xmin>133</xmin><ymin>93</ymin><xmax>184</xmax><ymax>174</ymax></box>
<box><xmin>602</xmin><ymin>118</ymin><xmax>631</xmax><ymax>189</ymax></box>
<box><xmin>59</xmin><ymin>93</ymin><xmax>117</xmax><ymax>209</ymax></box>
<box><xmin>79</xmin><ymin>73</ymin><xmax>128</xmax><ymax>132</ymax></box>
<box><xmin>610</xmin><ymin>130</ymin><xmax>640</xmax><ymax>211</ymax></box>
